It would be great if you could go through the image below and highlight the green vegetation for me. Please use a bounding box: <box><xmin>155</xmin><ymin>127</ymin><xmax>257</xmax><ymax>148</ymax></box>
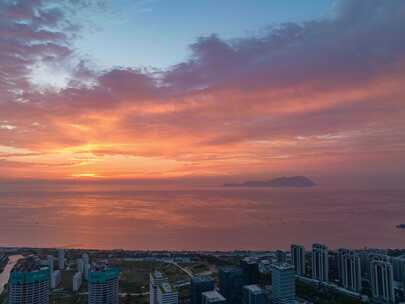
<box><xmin>0</xmin><ymin>292</ymin><xmax>7</xmax><ymax>304</ymax></box>
<box><xmin>50</xmin><ymin>293</ymin><xmax>87</xmax><ymax>304</ymax></box>
<box><xmin>186</xmin><ymin>263</ymin><xmax>210</xmax><ymax>274</ymax></box>
<box><xmin>111</xmin><ymin>260</ymin><xmax>189</xmax><ymax>294</ymax></box>
<box><xmin>297</xmin><ymin>282</ymin><xmax>362</xmax><ymax>304</ymax></box>
<box><xmin>60</xmin><ymin>270</ymin><xmax>75</xmax><ymax>290</ymax></box>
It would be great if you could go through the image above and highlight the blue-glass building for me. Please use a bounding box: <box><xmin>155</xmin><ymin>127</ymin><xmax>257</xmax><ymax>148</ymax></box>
<box><xmin>219</xmin><ymin>266</ymin><xmax>246</xmax><ymax>304</ymax></box>
<box><xmin>191</xmin><ymin>275</ymin><xmax>215</xmax><ymax>304</ymax></box>
<box><xmin>240</xmin><ymin>258</ymin><xmax>260</xmax><ymax>285</ymax></box>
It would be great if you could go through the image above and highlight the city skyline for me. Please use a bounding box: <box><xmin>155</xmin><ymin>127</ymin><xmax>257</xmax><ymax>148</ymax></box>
<box><xmin>0</xmin><ymin>0</ymin><xmax>404</xmax><ymax>187</ymax></box>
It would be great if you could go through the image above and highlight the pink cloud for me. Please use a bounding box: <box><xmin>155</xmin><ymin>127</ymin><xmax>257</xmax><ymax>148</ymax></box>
<box><xmin>0</xmin><ymin>0</ymin><xmax>404</xmax><ymax>184</ymax></box>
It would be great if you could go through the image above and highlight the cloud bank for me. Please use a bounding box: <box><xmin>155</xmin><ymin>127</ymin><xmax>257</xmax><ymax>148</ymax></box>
<box><xmin>0</xmin><ymin>0</ymin><xmax>404</xmax><ymax>186</ymax></box>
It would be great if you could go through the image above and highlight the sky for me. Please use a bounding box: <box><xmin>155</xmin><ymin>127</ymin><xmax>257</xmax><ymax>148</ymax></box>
<box><xmin>0</xmin><ymin>0</ymin><xmax>404</xmax><ymax>187</ymax></box>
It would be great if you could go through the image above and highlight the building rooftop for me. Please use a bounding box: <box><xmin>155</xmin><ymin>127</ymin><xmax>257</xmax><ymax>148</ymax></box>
<box><xmin>159</xmin><ymin>282</ymin><xmax>176</xmax><ymax>293</ymax></box>
<box><xmin>192</xmin><ymin>275</ymin><xmax>214</xmax><ymax>283</ymax></box>
<box><xmin>244</xmin><ymin>284</ymin><xmax>264</xmax><ymax>294</ymax></box>
<box><xmin>271</xmin><ymin>263</ymin><xmax>295</xmax><ymax>270</ymax></box>
<box><xmin>10</xmin><ymin>257</ymin><xmax>49</xmax><ymax>284</ymax></box>
<box><xmin>153</xmin><ymin>271</ymin><xmax>164</xmax><ymax>278</ymax></box>
<box><xmin>14</xmin><ymin>257</ymin><xmax>43</xmax><ymax>272</ymax></box>
<box><xmin>88</xmin><ymin>267</ymin><xmax>120</xmax><ymax>283</ymax></box>
<box><xmin>242</xmin><ymin>257</ymin><xmax>258</xmax><ymax>264</ymax></box>
<box><xmin>202</xmin><ymin>290</ymin><xmax>226</xmax><ymax>301</ymax></box>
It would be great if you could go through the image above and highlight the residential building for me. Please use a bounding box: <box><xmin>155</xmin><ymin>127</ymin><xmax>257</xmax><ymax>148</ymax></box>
<box><xmin>50</xmin><ymin>270</ymin><xmax>61</xmax><ymax>289</ymax></box>
<box><xmin>242</xmin><ymin>284</ymin><xmax>267</xmax><ymax>304</ymax></box>
<box><xmin>291</xmin><ymin>245</ymin><xmax>305</xmax><ymax>276</ymax></box>
<box><xmin>191</xmin><ymin>275</ymin><xmax>215</xmax><ymax>304</ymax></box>
<box><xmin>157</xmin><ymin>281</ymin><xmax>178</xmax><ymax>304</ymax></box>
<box><xmin>241</xmin><ymin>258</ymin><xmax>260</xmax><ymax>285</ymax></box>
<box><xmin>73</xmin><ymin>272</ymin><xmax>82</xmax><ymax>292</ymax></box>
<box><xmin>201</xmin><ymin>290</ymin><xmax>226</xmax><ymax>304</ymax></box>
<box><xmin>271</xmin><ymin>263</ymin><xmax>295</xmax><ymax>304</ymax></box>
<box><xmin>88</xmin><ymin>266</ymin><xmax>120</xmax><ymax>304</ymax></box>
<box><xmin>77</xmin><ymin>258</ymin><xmax>84</xmax><ymax>273</ymax></box>
<box><xmin>390</xmin><ymin>255</ymin><xmax>405</xmax><ymax>282</ymax></box>
<box><xmin>370</xmin><ymin>260</ymin><xmax>395</xmax><ymax>303</ymax></box>
<box><xmin>219</xmin><ymin>266</ymin><xmax>245</xmax><ymax>304</ymax></box>
<box><xmin>58</xmin><ymin>249</ymin><xmax>64</xmax><ymax>270</ymax></box>
<box><xmin>340</xmin><ymin>251</ymin><xmax>362</xmax><ymax>292</ymax></box>
<box><xmin>150</xmin><ymin>271</ymin><xmax>169</xmax><ymax>304</ymax></box>
<box><xmin>276</xmin><ymin>250</ymin><xmax>287</xmax><ymax>264</ymax></box>
<box><xmin>9</xmin><ymin>258</ymin><xmax>49</xmax><ymax>304</ymax></box>
<box><xmin>312</xmin><ymin>243</ymin><xmax>328</xmax><ymax>282</ymax></box>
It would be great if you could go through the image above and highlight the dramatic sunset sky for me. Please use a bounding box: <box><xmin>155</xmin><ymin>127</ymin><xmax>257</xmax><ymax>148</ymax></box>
<box><xmin>0</xmin><ymin>0</ymin><xmax>404</xmax><ymax>187</ymax></box>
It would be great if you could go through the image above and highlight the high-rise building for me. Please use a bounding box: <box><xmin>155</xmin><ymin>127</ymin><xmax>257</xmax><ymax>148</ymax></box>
<box><xmin>88</xmin><ymin>266</ymin><xmax>120</xmax><ymax>304</ymax></box>
<box><xmin>276</xmin><ymin>250</ymin><xmax>287</xmax><ymax>264</ymax></box>
<box><xmin>9</xmin><ymin>258</ymin><xmax>49</xmax><ymax>304</ymax></box>
<box><xmin>50</xmin><ymin>270</ymin><xmax>61</xmax><ymax>289</ymax></box>
<box><xmin>84</xmin><ymin>262</ymin><xmax>90</xmax><ymax>280</ymax></box>
<box><xmin>47</xmin><ymin>255</ymin><xmax>54</xmax><ymax>281</ymax></box>
<box><xmin>150</xmin><ymin>271</ymin><xmax>169</xmax><ymax>304</ymax></box>
<box><xmin>291</xmin><ymin>244</ymin><xmax>305</xmax><ymax>276</ymax></box>
<box><xmin>241</xmin><ymin>258</ymin><xmax>260</xmax><ymax>285</ymax></box>
<box><xmin>157</xmin><ymin>281</ymin><xmax>178</xmax><ymax>304</ymax></box>
<box><xmin>190</xmin><ymin>275</ymin><xmax>215</xmax><ymax>304</ymax></box>
<box><xmin>312</xmin><ymin>243</ymin><xmax>328</xmax><ymax>282</ymax></box>
<box><xmin>337</xmin><ymin>248</ymin><xmax>350</xmax><ymax>283</ymax></box>
<box><xmin>370</xmin><ymin>260</ymin><xmax>395</xmax><ymax>303</ymax></box>
<box><xmin>359</xmin><ymin>251</ymin><xmax>388</xmax><ymax>279</ymax></box>
<box><xmin>82</xmin><ymin>253</ymin><xmax>89</xmax><ymax>264</ymax></box>
<box><xmin>82</xmin><ymin>253</ymin><xmax>90</xmax><ymax>280</ymax></box>
<box><xmin>390</xmin><ymin>255</ymin><xmax>405</xmax><ymax>282</ymax></box>
<box><xmin>201</xmin><ymin>290</ymin><xmax>226</xmax><ymax>304</ymax></box>
<box><xmin>77</xmin><ymin>258</ymin><xmax>84</xmax><ymax>273</ymax></box>
<box><xmin>219</xmin><ymin>266</ymin><xmax>246</xmax><ymax>304</ymax></box>
<box><xmin>72</xmin><ymin>272</ymin><xmax>82</xmax><ymax>292</ymax></box>
<box><xmin>271</xmin><ymin>263</ymin><xmax>295</xmax><ymax>304</ymax></box>
<box><xmin>339</xmin><ymin>251</ymin><xmax>362</xmax><ymax>292</ymax></box>
<box><xmin>242</xmin><ymin>284</ymin><xmax>267</xmax><ymax>304</ymax></box>
<box><xmin>58</xmin><ymin>249</ymin><xmax>64</xmax><ymax>270</ymax></box>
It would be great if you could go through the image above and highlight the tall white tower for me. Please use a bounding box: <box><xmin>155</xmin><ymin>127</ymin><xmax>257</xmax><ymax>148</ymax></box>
<box><xmin>58</xmin><ymin>249</ymin><xmax>65</xmax><ymax>270</ymax></box>
<box><xmin>370</xmin><ymin>260</ymin><xmax>394</xmax><ymax>303</ymax></box>
<box><xmin>312</xmin><ymin>243</ymin><xmax>328</xmax><ymax>282</ymax></box>
<box><xmin>291</xmin><ymin>244</ymin><xmax>305</xmax><ymax>276</ymax></box>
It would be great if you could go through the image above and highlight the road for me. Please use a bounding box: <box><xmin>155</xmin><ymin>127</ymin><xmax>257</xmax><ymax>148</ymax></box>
<box><xmin>168</xmin><ymin>261</ymin><xmax>194</xmax><ymax>278</ymax></box>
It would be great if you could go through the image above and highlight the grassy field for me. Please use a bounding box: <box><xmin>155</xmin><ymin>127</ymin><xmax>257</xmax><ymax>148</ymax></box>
<box><xmin>111</xmin><ymin>259</ymin><xmax>190</xmax><ymax>294</ymax></box>
<box><xmin>182</xmin><ymin>262</ymin><xmax>210</xmax><ymax>275</ymax></box>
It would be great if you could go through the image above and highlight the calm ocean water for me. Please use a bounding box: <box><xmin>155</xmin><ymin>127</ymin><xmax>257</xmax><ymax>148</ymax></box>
<box><xmin>0</xmin><ymin>185</ymin><xmax>404</xmax><ymax>250</ymax></box>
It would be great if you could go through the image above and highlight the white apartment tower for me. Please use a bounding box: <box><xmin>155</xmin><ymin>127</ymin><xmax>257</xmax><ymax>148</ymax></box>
<box><xmin>341</xmin><ymin>251</ymin><xmax>362</xmax><ymax>292</ymax></box>
<box><xmin>150</xmin><ymin>271</ymin><xmax>169</xmax><ymax>304</ymax></box>
<box><xmin>370</xmin><ymin>260</ymin><xmax>395</xmax><ymax>303</ymax></box>
<box><xmin>47</xmin><ymin>255</ymin><xmax>54</xmax><ymax>276</ymax></box>
<box><xmin>291</xmin><ymin>244</ymin><xmax>305</xmax><ymax>276</ymax></box>
<box><xmin>58</xmin><ymin>249</ymin><xmax>65</xmax><ymax>270</ymax></box>
<box><xmin>157</xmin><ymin>282</ymin><xmax>178</xmax><ymax>304</ymax></box>
<box><xmin>312</xmin><ymin>243</ymin><xmax>328</xmax><ymax>282</ymax></box>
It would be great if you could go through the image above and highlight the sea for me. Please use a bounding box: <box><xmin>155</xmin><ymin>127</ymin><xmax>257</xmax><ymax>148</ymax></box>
<box><xmin>0</xmin><ymin>184</ymin><xmax>404</xmax><ymax>251</ymax></box>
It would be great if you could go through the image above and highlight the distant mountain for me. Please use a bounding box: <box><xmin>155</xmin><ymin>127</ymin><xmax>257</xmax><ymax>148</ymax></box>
<box><xmin>223</xmin><ymin>176</ymin><xmax>316</xmax><ymax>188</ymax></box>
